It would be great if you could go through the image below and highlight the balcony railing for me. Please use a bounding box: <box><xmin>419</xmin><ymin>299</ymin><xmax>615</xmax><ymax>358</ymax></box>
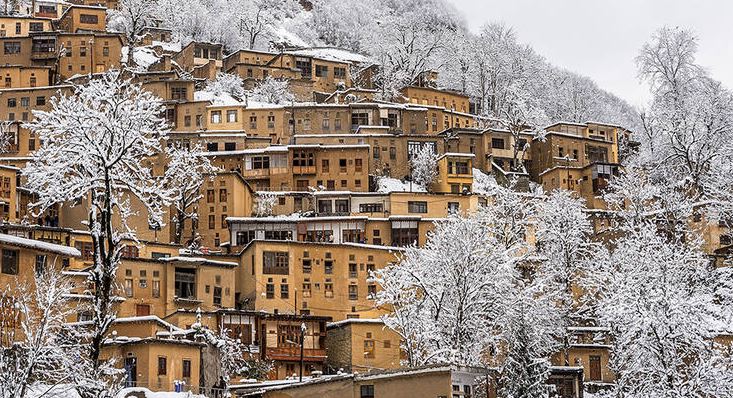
<box><xmin>266</xmin><ymin>347</ymin><xmax>326</xmax><ymax>361</ymax></box>
<box><xmin>292</xmin><ymin>165</ymin><xmax>317</xmax><ymax>174</ymax></box>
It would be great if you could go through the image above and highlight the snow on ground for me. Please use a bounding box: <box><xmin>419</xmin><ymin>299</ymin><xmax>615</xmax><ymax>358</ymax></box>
<box><xmin>376</xmin><ymin>176</ymin><xmax>426</xmax><ymax>193</ymax></box>
<box><xmin>118</xmin><ymin>387</ymin><xmax>207</xmax><ymax>398</ymax></box>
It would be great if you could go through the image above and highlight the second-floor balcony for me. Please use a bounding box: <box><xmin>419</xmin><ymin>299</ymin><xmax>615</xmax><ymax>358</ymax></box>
<box><xmin>292</xmin><ymin>165</ymin><xmax>317</xmax><ymax>175</ymax></box>
<box><xmin>266</xmin><ymin>346</ymin><xmax>327</xmax><ymax>362</ymax></box>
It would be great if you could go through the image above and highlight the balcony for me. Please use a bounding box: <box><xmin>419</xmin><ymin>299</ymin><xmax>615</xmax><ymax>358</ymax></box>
<box><xmin>243</xmin><ymin>168</ymin><xmax>270</xmax><ymax>178</ymax></box>
<box><xmin>292</xmin><ymin>165</ymin><xmax>317</xmax><ymax>175</ymax></box>
<box><xmin>266</xmin><ymin>347</ymin><xmax>326</xmax><ymax>362</ymax></box>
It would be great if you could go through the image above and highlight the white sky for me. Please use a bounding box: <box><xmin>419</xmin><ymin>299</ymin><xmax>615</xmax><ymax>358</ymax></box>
<box><xmin>446</xmin><ymin>0</ymin><xmax>733</xmax><ymax>106</ymax></box>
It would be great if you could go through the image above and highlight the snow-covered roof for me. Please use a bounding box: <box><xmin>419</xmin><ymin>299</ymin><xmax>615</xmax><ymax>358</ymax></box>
<box><xmin>151</xmin><ymin>40</ymin><xmax>182</xmax><ymax>53</ymax></box>
<box><xmin>160</xmin><ymin>256</ymin><xmax>238</xmax><ymax>267</ymax></box>
<box><xmin>121</xmin><ymin>46</ymin><xmax>161</xmax><ymax>71</ymax></box>
<box><xmin>439</xmin><ymin>152</ymin><xmax>476</xmax><ymax>159</ymax></box>
<box><xmin>0</xmin><ymin>233</ymin><xmax>81</xmax><ymax>257</ymax></box>
<box><xmin>227</xmin><ymin>215</ymin><xmax>369</xmax><ymax>223</ymax></box>
<box><xmin>194</xmin><ymin>90</ymin><xmax>244</xmax><ymax>106</ymax></box>
<box><xmin>377</xmin><ymin>177</ymin><xmax>427</xmax><ymax>193</ymax></box>
<box><xmin>285</xmin><ymin>47</ymin><xmax>372</xmax><ymax>64</ymax></box>
<box><xmin>327</xmin><ymin>318</ymin><xmax>385</xmax><ymax>329</ymax></box>
<box><xmin>113</xmin><ymin>315</ymin><xmax>183</xmax><ymax>332</ymax></box>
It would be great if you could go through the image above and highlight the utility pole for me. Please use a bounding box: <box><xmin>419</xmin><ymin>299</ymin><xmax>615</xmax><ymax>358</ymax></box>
<box><xmin>299</xmin><ymin>322</ymin><xmax>306</xmax><ymax>382</ymax></box>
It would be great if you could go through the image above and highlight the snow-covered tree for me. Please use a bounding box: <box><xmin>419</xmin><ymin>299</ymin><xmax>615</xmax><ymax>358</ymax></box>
<box><xmin>248</xmin><ymin>76</ymin><xmax>295</xmax><ymax>105</ymax></box>
<box><xmin>0</xmin><ymin>267</ymin><xmax>80</xmax><ymax>398</ymax></box>
<box><xmin>410</xmin><ymin>144</ymin><xmax>438</xmax><ymax>191</ymax></box>
<box><xmin>192</xmin><ymin>310</ymin><xmax>272</xmax><ymax>387</ymax></box>
<box><xmin>635</xmin><ymin>27</ymin><xmax>733</xmax><ymax>214</ymax></box>
<box><xmin>373</xmin><ymin>215</ymin><xmax>517</xmax><ymax>367</ymax></box>
<box><xmin>228</xmin><ymin>0</ymin><xmax>299</xmax><ymax>50</ymax></box>
<box><xmin>534</xmin><ymin>190</ymin><xmax>597</xmax><ymax>365</ymax></box>
<box><xmin>0</xmin><ymin>121</ymin><xmax>15</xmax><ymax>153</ymax></box>
<box><xmin>588</xmin><ymin>220</ymin><xmax>733</xmax><ymax>397</ymax></box>
<box><xmin>498</xmin><ymin>281</ymin><xmax>559</xmax><ymax>398</ymax></box>
<box><xmin>164</xmin><ymin>144</ymin><xmax>217</xmax><ymax>244</ymax></box>
<box><xmin>108</xmin><ymin>0</ymin><xmax>157</xmax><ymax>68</ymax></box>
<box><xmin>22</xmin><ymin>71</ymin><xmax>170</xmax><ymax>398</ymax></box>
<box><xmin>205</xmin><ymin>72</ymin><xmax>246</xmax><ymax>99</ymax></box>
<box><xmin>253</xmin><ymin>192</ymin><xmax>278</xmax><ymax>217</ymax></box>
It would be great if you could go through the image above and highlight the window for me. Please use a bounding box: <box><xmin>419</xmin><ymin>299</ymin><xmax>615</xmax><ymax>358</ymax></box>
<box><xmin>363</xmin><ymin>340</ymin><xmax>375</xmax><ymax>358</ymax></box>
<box><xmin>227</xmin><ymin>110</ymin><xmax>237</xmax><ymax>123</ymax></box>
<box><xmin>206</xmin><ymin>189</ymin><xmax>215</xmax><ymax>203</ymax></box>
<box><xmin>213</xmin><ymin>286</ymin><xmax>222</xmax><ymax>305</ymax></box>
<box><xmin>267</xmin><ymin>115</ymin><xmax>275</xmax><ymax>128</ymax></box>
<box><xmin>182</xmin><ymin>359</ymin><xmax>191</xmax><ymax>378</ymax></box>
<box><xmin>121</xmin><ymin>245</ymin><xmax>139</xmax><ymax>258</ymax></box>
<box><xmin>408</xmin><ymin>201</ymin><xmax>428</xmax><ymax>213</ymax></box>
<box><xmin>351</xmin><ymin>112</ymin><xmax>369</xmax><ymax>127</ymax></box>
<box><xmin>302</xmin><ymin>258</ymin><xmax>312</xmax><ymax>273</ymax></box>
<box><xmin>454</xmin><ymin>161</ymin><xmax>469</xmax><ymax>175</ymax></box>
<box><xmin>448</xmin><ymin>202</ymin><xmax>460</xmax><ymax>215</ymax></box>
<box><xmin>321</xmin><ymin>159</ymin><xmax>329</xmax><ymax>173</ymax></box>
<box><xmin>373</xmin><ymin>146</ymin><xmax>380</xmax><ymax>159</ymax></box>
<box><xmin>360</xmin><ymin>385</ymin><xmax>374</xmax><ymax>398</ymax></box>
<box><xmin>35</xmin><ymin>255</ymin><xmax>47</xmax><ymax>276</ymax></box>
<box><xmin>292</xmin><ymin>151</ymin><xmax>315</xmax><ymax>166</ymax></box>
<box><xmin>324</xmin><ymin>260</ymin><xmax>333</xmax><ymax>274</ymax></box>
<box><xmin>315</xmin><ymin>64</ymin><xmax>328</xmax><ymax>77</ymax></box>
<box><xmin>349</xmin><ymin>285</ymin><xmax>358</xmax><ymax>300</ymax></box>
<box><xmin>0</xmin><ymin>249</ymin><xmax>18</xmax><ymax>275</ymax></box>
<box><xmin>20</xmin><ymin>97</ymin><xmax>29</xmax><ymax>107</ymax></box>
<box><xmin>249</xmin><ymin>116</ymin><xmax>257</xmax><ymax>129</ymax></box>
<box><xmin>36</xmin><ymin>96</ymin><xmax>45</xmax><ymax>106</ymax></box>
<box><xmin>334</xmin><ymin>67</ymin><xmax>346</xmax><ymax>78</ymax></box>
<box><xmin>174</xmin><ymin>268</ymin><xmax>196</xmax><ymax>299</ymax></box>
<box><xmin>359</xmin><ymin>203</ymin><xmax>383</xmax><ymax>213</ymax></box>
<box><xmin>208</xmin><ymin>215</ymin><xmax>215</xmax><ymax>229</ymax></box>
<box><xmin>324</xmin><ymin>282</ymin><xmax>333</xmax><ymax>297</ymax></box>
<box><xmin>7</xmin><ymin>98</ymin><xmax>16</xmax><ymax>108</ymax></box>
<box><xmin>80</xmin><ymin>14</ymin><xmax>99</xmax><ymax>24</ymax></box>
<box><xmin>124</xmin><ymin>279</ymin><xmax>133</xmax><ymax>297</ymax></box>
<box><xmin>263</xmin><ymin>251</ymin><xmax>289</xmax><ymax>274</ymax></box>
<box><xmin>171</xmin><ymin>87</ymin><xmax>187</xmax><ymax>101</ymax></box>
<box><xmin>152</xmin><ymin>280</ymin><xmax>160</xmax><ymax>298</ymax></box>
<box><xmin>211</xmin><ymin>110</ymin><xmax>221</xmax><ymax>124</ymax></box>
<box><xmin>157</xmin><ymin>356</ymin><xmax>167</xmax><ymax>376</ymax></box>
<box><xmin>266</xmin><ymin>283</ymin><xmax>275</xmax><ymax>299</ymax></box>
<box><xmin>349</xmin><ymin>263</ymin><xmax>358</xmax><ymax>278</ymax></box>
<box><xmin>280</xmin><ymin>283</ymin><xmax>289</xmax><ymax>299</ymax></box>
<box><xmin>389</xmin><ymin>147</ymin><xmax>396</xmax><ymax>160</ymax></box>
<box><xmin>491</xmin><ymin>137</ymin><xmax>505</xmax><ymax>149</ymax></box>
<box><xmin>392</xmin><ymin>227</ymin><xmax>419</xmax><ymax>246</ymax></box>
<box><xmin>322</xmin><ymin>118</ymin><xmax>330</xmax><ymax>130</ymax></box>
<box><xmin>184</xmin><ymin>115</ymin><xmax>191</xmax><ymax>127</ymax></box>
<box><xmin>219</xmin><ymin>188</ymin><xmax>227</xmax><ymax>202</ymax></box>
<box><xmin>79</xmin><ymin>47</ymin><xmax>86</xmax><ymax>57</ymax></box>
<box><xmin>4</xmin><ymin>41</ymin><xmax>21</xmax><ymax>54</ymax></box>
<box><xmin>103</xmin><ymin>47</ymin><xmax>109</xmax><ymax>56</ymax></box>
<box><xmin>236</xmin><ymin>231</ymin><xmax>256</xmax><ymax>246</ymax></box>
<box><xmin>355</xmin><ymin>158</ymin><xmax>363</xmax><ymax>172</ymax></box>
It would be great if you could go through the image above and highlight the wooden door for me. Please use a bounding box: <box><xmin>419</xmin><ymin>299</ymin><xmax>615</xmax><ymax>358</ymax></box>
<box><xmin>135</xmin><ymin>304</ymin><xmax>150</xmax><ymax>316</ymax></box>
<box><xmin>589</xmin><ymin>355</ymin><xmax>602</xmax><ymax>381</ymax></box>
